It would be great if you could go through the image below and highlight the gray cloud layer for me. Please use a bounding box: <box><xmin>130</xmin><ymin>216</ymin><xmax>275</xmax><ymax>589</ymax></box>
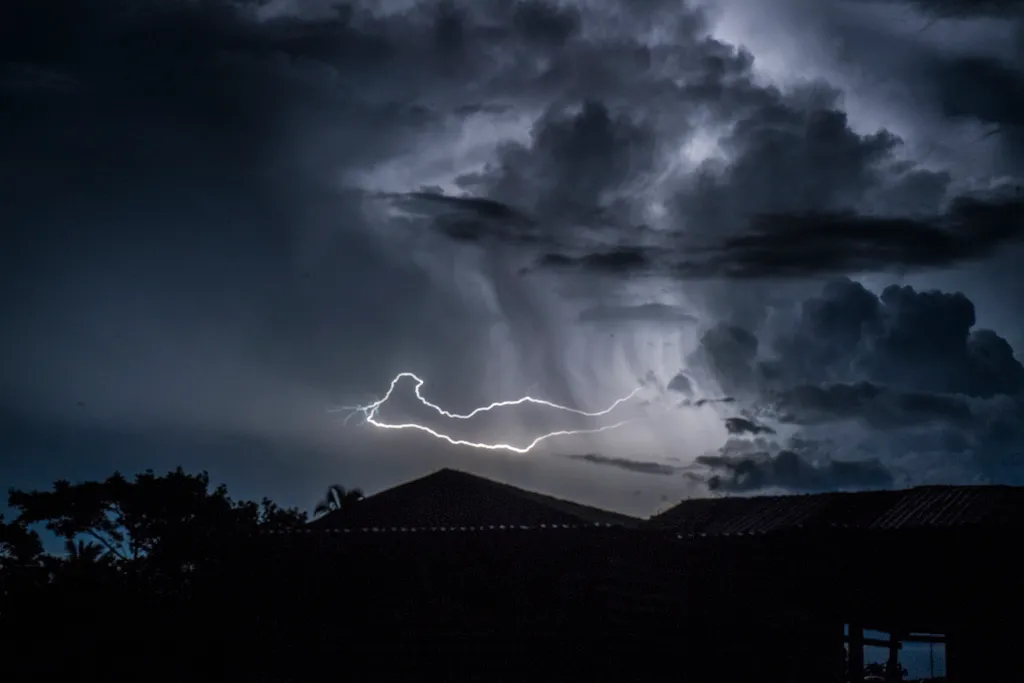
<box><xmin>685</xmin><ymin>278</ymin><xmax>1024</xmax><ymax>492</ymax></box>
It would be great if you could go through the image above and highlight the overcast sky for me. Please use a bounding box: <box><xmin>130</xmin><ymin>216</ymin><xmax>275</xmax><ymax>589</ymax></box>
<box><xmin>2</xmin><ymin>0</ymin><xmax>1023</xmax><ymax>516</ymax></box>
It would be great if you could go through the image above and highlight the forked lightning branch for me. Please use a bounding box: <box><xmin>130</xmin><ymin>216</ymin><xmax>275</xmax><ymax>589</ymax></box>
<box><xmin>330</xmin><ymin>372</ymin><xmax>644</xmax><ymax>454</ymax></box>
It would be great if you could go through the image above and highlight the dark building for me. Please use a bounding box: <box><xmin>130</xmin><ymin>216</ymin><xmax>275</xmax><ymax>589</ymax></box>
<box><xmin>232</xmin><ymin>468</ymin><xmax>1024</xmax><ymax>683</ymax></box>
<box><xmin>647</xmin><ymin>485</ymin><xmax>1024</xmax><ymax>683</ymax></box>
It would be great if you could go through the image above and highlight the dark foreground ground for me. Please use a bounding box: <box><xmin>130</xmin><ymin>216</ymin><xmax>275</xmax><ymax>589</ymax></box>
<box><xmin>2</xmin><ymin>530</ymin><xmax>844</xmax><ymax>683</ymax></box>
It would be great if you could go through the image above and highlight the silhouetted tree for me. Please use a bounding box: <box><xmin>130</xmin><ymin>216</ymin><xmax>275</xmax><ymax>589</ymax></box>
<box><xmin>0</xmin><ymin>514</ymin><xmax>43</xmax><ymax>569</ymax></box>
<box><xmin>314</xmin><ymin>484</ymin><xmax>364</xmax><ymax>518</ymax></box>
<box><xmin>238</xmin><ymin>496</ymin><xmax>311</xmax><ymax>530</ymax></box>
<box><xmin>65</xmin><ymin>538</ymin><xmax>105</xmax><ymax>563</ymax></box>
<box><xmin>0</xmin><ymin>514</ymin><xmax>46</xmax><ymax>613</ymax></box>
<box><xmin>1</xmin><ymin>468</ymin><xmax>309</xmax><ymax>681</ymax></box>
<box><xmin>4</xmin><ymin>468</ymin><xmax>308</xmax><ymax>594</ymax></box>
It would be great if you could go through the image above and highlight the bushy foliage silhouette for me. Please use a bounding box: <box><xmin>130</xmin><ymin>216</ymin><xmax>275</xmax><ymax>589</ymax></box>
<box><xmin>0</xmin><ymin>468</ymin><xmax>310</xmax><ymax>681</ymax></box>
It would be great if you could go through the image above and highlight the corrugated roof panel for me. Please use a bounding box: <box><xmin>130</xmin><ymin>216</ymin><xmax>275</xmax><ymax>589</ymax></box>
<box><xmin>650</xmin><ymin>486</ymin><xmax>1024</xmax><ymax>536</ymax></box>
<box><xmin>649</xmin><ymin>492</ymin><xmax>836</xmax><ymax>536</ymax></box>
<box><xmin>871</xmin><ymin>488</ymin><xmax>981</xmax><ymax>530</ymax></box>
<box><xmin>702</xmin><ymin>494</ymin><xmax>829</xmax><ymax>535</ymax></box>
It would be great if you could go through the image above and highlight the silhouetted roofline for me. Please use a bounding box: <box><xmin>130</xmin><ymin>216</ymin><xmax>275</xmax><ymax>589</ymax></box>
<box><xmin>312</xmin><ymin>467</ymin><xmax>641</xmax><ymax>529</ymax></box>
<box><xmin>309</xmin><ymin>469</ymin><xmax>1024</xmax><ymax>537</ymax></box>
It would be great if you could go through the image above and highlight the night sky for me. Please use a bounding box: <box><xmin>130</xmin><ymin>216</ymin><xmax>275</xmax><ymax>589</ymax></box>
<box><xmin>2</xmin><ymin>0</ymin><xmax>1023</xmax><ymax>523</ymax></box>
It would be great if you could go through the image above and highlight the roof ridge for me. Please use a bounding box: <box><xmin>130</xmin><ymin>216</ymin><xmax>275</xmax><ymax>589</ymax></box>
<box><xmin>315</xmin><ymin>467</ymin><xmax>639</xmax><ymax>528</ymax></box>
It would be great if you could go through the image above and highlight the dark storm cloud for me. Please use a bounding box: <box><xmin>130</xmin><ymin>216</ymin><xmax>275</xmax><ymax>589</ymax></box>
<box><xmin>910</xmin><ymin>39</ymin><xmax>1024</xmax><ymax>175</ymax></box>
<box><xmin>509</xmin><ymin>81</ymin><xmax>898</xmax><ymax>271</ymax></box>
<box><xmin>479</xmin><ymin>100</ymin><xmax>658</xmax><ymax>236</ymax></box>
<box><xmin>532</xmin><ymin>192</ymin><xmax>1024</xmax><ymax>280</ymax></box>
<box><xmin>461</xmin><ymin>0</ymin><xmax>1024</xmax><ymax>494</ymax></box>
<box><xmin>577</xmin><ymin>303</ymin><xmax>698</xmax><ymax>325</ymax></box>
<box><xmin>766</xmin><ymin>278</ymin><xmax>1024</xmax><ymax>397</ymax></box>
<box><xmin>842</xmin><ymin>0</ymin><xmax>1024</xmax><ymax>18</ymax></box>
<box><xmin>694</xmin><ymin>448</ymin><xmax>894</xmax><ymax>493</ymax></box>
<box><xmin>336</xmin><ymin>1</ymin><xmax>1024</xmax><ymax>296</ymax></box>
<box><xmin>686</xmin><ymin>323</ymin><xmax>761</xmax><ymax>397</ymax></box>
<box><xmin>509</xmin><ymin>85</ymin><xmax>1021</xmax><ymax>282</ymax></box>
<box><xmin>685</xmin><ymin>277</ymin><xmax>1024</xmax><ymax>492</ymax></box>
<box><xmin>566</xmin><ymin>453</ymin><xmax>679</xmax><ymax>476</ymax></box>
<box><xmin>511</xmin><ymin>0</ymin><xmax>583</xmax><ymax>47</ymax></box>
<box><xmin>688</xmin><ymin>277</ymin><xmax>1024</xmax><ymax>399</ymax></box>
<box><xmin>667</xmin><ymin>372</ymin><xmax>696</xmax><ymax>396</ymax></box>
<box><xmin>676</xmin><ymin>86</ymin><xmax>906</xmax><ymax>218</ymax></box>
<box><xmin>930</xmin><ymin>56</ymin><xmax>1024</xmax><ymax>128</ymax></box>
<box><xmin>682</xmin><ymin>397</ymin><xmax>737</xmax><ymax>408</ymax></box>
<box><xmin>672</xmin><ymin>193</ymin><xmax>1024</xmax><ymax>280</ymax></box>
<box><xmin>382</xmin><ymin>191</ymin><xmax>543</xmax><ymax>245</ymax></box>
<box><xmin>772</xmin><ymin>383</ymin><xmax>979</xmax><ymax>428</ymax></box>
<box><xmin>415</xmin><ymin>11</ymin><xmax>791</xmax><ymax>255</ymax></box>
<box><xmin>724</xmin><ymin>417</ymin><xmax>775</xmax><ymax>436</ymax></box>
<box><xmin>399</xmin><ymin>192</ymin><xmax>532</xmax><ymax>224</ymax></box>
<box><xmin>535</xmin><ymin>247</ymin><xmax>657</xmax><ymax>275</ymax></box>
<box><xmin>793</xmin><ymin>0</ymin><xmax>1024</xmax><ymax>176</ymax></box>
<box><xmin>394</xmin><ymin>2</ymin><xmax>1024</xmax><ymax>289</ymax></box>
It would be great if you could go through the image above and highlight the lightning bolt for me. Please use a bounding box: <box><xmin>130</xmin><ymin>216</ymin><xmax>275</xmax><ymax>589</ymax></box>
<box><xmin>330</xmin><ymin>372</ymin><xmax>645</xmax><ymax>454</ymax></box>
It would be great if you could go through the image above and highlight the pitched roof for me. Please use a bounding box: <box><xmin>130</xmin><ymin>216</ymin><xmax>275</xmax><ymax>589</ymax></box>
<box><xmin>646</xmin><ymin>485</ymin><xmax>1024</xmax><ymax>536</ymax></box>
<box><xmin>312</xmin><ymin>468</ymin><xmax>640</xmax><ymax>530</ymax></box>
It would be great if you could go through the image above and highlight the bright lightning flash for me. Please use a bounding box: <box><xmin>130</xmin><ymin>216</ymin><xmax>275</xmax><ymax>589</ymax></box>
<box><xmin>330</xmin><ymin>372</ymin><xmax>645</xmax><ymax>454</ymax></box>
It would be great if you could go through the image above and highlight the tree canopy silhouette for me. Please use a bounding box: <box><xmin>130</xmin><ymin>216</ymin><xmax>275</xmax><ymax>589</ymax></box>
<box><xmin>1</xmin><ymin>468</ymin><xmax>308</xmax><ymax>622</ymax></box>
<box><xmin>8</xmin><ymin>468</ymin><xmax>306</xmax><ymax>567</ymax></box>
<box><xmin>0</xmin><ymin>468</ymin><xmax>315</xmax><ymax>680</ymax></box>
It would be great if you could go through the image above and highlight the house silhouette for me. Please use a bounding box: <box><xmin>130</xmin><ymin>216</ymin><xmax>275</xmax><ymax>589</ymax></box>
<box><xmin>235</xmin><ymin>468</ymin><xmax>1024</xmax><ymax>683</ymax></box>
